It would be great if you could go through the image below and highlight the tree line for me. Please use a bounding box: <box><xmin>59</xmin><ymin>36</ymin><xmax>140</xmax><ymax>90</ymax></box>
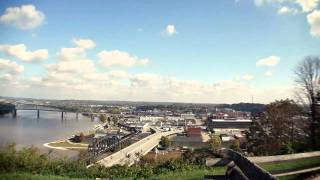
<box><xmin>246</xmin><ymin>56</ymin><xmax>320</xmax><ymax>155</ymax></box>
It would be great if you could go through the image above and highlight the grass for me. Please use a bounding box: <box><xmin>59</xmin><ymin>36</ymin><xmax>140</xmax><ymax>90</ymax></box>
<box><xmin>148</xmin><ymin>167</ymin><xmax>227</xmax><ymax>180</ymax></box>
<box><xmin>260</xmin><ymin>156</ymin><xmax>320</xmax><ymax>174</ymax></box>
<box><xmin>1</xmin><ymin>157</ymin><xmax>320</xmax><ymax>180</ymax></box>
<box><xmin>0</xmin><ymin>172</ymin><xmax>86</xmax><ymax>180</ymax></box>
<box><xmin>147</xmin><ymin>156</ymin><xmax>320</xmax><ymax>180</ymax></box>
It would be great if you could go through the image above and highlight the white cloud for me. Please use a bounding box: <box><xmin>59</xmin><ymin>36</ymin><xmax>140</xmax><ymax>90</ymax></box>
<box><xmin>0</xmin><ymin>44</ymin><xmax>48</xmax><ymax>62</ymax></box>
<box><xmin>278</xmin><ymin>6</ymin><xmax>299</xmax><ymax>14</ymax></box>
<box><xmin>83</xmin><ymin>72</ymin><xmax>109</xmax><ymax>81</ymax></box>
<box><xmin>98</xmin><ymin>50</ymin><xmax>150</xmax><ymax>67</ymax></box>
<box><xmin>73</xmin><ymin>38</ymin><xmax>96</xmax><ymax>49</ymax></box>
<box><xmin>0</xmin><ymin>59</ymin><xmax>24</xmax><ymax>74</ymax></box>
<box><xmin>0</xmin><ymin>4</ymin><xmax>45</xmax><ymax>29</ymax></box>
<box><xmin>0</xmin><ymin>73</ymin><xmax>13</xmax><ymax>81</ymax></box>
<box><xmin>254</xmin><ymin>0</ymin><xmax>319</xmax><ymax>12</ymax></box>
<box><xmin>254</xmin><ymin>0</ymin><xmax>286</xmax><ymax>6</ymax></box>
<box><xmin>264</xmin><ymin>70</ymin><xmax>273</xmax><ymax>76</ymax></box>
<box><xmin>241</xmin><ymin>74</ymin><xmax>255</xmax><ymax>81</ymax></box>
<box><xmin>256</xmin><ymin>56</ymin><xmax>280</xmax><ymax>67</ymax></box>
<box><xmin>130</xmin><ymin>73</ymin><xmax>161</xmax><ymax>87</ymax></box>
<box><xmin>47</xmin><ymin>59</ymin><xmax>95</xmax><ymax>74</ymax></box>
<box><xmin>0</xmin><ymin>69</ymin><xmax>293</xmax><ymax>103</ymax></box>
<box><xmin>109</xmin><ymin>70</ymin><xmax>129</xmax><ymax>79</ymax></box>
<box><xmin>57</xmin><ymin>38</ymin><xmax>96</xmax><ymax>61</ymax></box>
<box><xmin>296</xmin><ymin>0</ymin><xmax>319</xmax><ymax>12</ymax></box>
<box><xmin>162</xmin><ymin>24</ymin><xmax>177</xmax><ymax>37</ymax></box>
<box><xmin>307</xmin><ymin>10</ymin><xmax>320</xmax><ymax>37</ymax></box>
<box><xmin>57</xmin><ymin>47</ymin><xmax>85</xmax><ymax>61</ymax></box>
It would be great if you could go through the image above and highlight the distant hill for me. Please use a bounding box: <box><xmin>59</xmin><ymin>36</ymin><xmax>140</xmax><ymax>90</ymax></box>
<box><xmin>217</xmin><ymin>103</ymin><xmax>266</xmax><ymax>115</ymax></box>
<box><xmin>0</xmin><ymin>96</ymin><xmax>266</xmax><ymax>115</ymax></box>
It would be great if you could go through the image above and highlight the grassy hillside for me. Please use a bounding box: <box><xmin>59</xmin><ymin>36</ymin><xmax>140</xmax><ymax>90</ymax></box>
<box><xmin>1</xmin><ymin>157</ymin><xmax>320</xmax><ymax>180</ymax></box>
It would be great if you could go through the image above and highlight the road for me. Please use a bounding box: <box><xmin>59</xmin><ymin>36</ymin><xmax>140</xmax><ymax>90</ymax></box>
<box><xmin>94</xmin><ymin>128</ymin><xmax>183</xmax><ymax>167</ymax></box>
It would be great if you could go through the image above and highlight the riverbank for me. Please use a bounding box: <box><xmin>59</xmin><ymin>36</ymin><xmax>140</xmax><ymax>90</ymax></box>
<box><xmin>44</xmin><ymin>139</ymin><xmax>88</xmax><ymax>151</ymax></box>
<box><xmin>0</xmin><ymin>110</ymin><xmax>99</xmax><ymax>156</ymax></box>
<box><xmin>42</xmin><ymin>124</ymin><xmax>102</xmax><ymax>151</ymax></box>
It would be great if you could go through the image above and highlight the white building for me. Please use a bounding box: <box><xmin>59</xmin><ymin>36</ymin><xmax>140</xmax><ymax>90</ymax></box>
<box><xmin>181</xmin><ymin>113</ymin><xmax>195</xmax><ymax>120</ymax></box>
<box><xmin>139</xmin><ymin>116</ymin><xmax>164</xmax><ymax>122</ymax></box>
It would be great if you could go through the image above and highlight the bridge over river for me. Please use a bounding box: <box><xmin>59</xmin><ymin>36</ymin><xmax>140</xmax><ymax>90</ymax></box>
<box><xmin>89</xmin><ymin>128</ymin><xmax>183</xmax><ymax>167</ymax></box>
<box><xmin>4</xmin><ymin>103</ymin><xmax>107</xmax><ymax>120</ymax></box>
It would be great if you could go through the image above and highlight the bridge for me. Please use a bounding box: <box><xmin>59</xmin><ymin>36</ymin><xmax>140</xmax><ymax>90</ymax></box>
<box><xmin>4</xmin><ymin>102</ymin><xmax>107</xmax><ymax>120</ymax></box>
<box><xmin>87</xmin><ymin>125</ymin><xmax>139</xmax><ymax>164</ymax></box>
<box><xmin>89</xmin><ymin>128</ymin><xmax>183</xmax><ymax>167</ymax></box>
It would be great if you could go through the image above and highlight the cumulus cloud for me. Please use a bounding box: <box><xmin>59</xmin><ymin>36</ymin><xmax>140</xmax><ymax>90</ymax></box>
<box><xmin>47</xmin><ymin>59</ymin><xmax>95</xmax><ymax>74</ymax></box>
<box><xmin>57</xmin><ymin>47</ymin><xmax>85</xmax><ymax>61</ymax></box>
<box><xmin>0</xmin><ymin>44</ymin><xmax>48</xmax><ymax>62</ymax></box>
<box><xmin>83</xmin><ymin>72</ymin><xmax>110</xmax><ymax>81</ymax></box>
<box><xmin>240</xmin><ymin>74</ymin><xmax>255</xmax><ymax>81</ymax></box>
<box><xmin>254</xmin><ymin>0</ymin><xmax>319</xmax><ymax>13</ymax></box>
<box><xmin>73</xmin><ymin>38</ymin><xmax>96</xmax><ymax>49</ymax></box>
<box><xmin>278</xmin><ymin>6</ymin><xmax>299</xmax><ymax>14</ymax></box>
<box><xmin>264</xmin><ymin>70</ymin><xmax>273</xmax><ymax>76</ymax></box>
<box><xmin>0</xmin><ymin>68</ymin><xmax>293</xmax><ymax>103</ymax></box>
<box><xmin>57</xmin><ymin>38</ymin><xmax>96</xmax><ymax>61</ymax></box>
<box><xmin>256</xmin><ymin>56</ymin><xmax>280</xmax><ymax>67</ymax></box>
<box><xmin>162</xmin><ymin>24</ymin><xmax>177</xmax><ymax>37</ymax></box>
<box><xmin>0</xmin><ymin>73</ymin><xmax>14</xmax><ymax>81</ymax></box>
<box><xmin>254</xmin><ymin>0</ymin><xmax>266</xmax><ymax>6</ymax></box>
<box><xmin>98</xmin><ymin>50</ymin><xmax>150</xmax><ymax>67</ymax></box>
<box><xmin>296</xmin><ymin>0</ymin><xmax>319</xmax><ymax>12</ymax></box>
<box><xmin>254</xmin><ymin>0</ymin><xmax>285</xmax><ymax>6</ymax></box>
<box><xmin>0</xmin><ymin>59</ymin><xmax>24</xmax><ymax>74</ymax></box>
<box><xmin>0</xmin><ymin>4</ymin><xmax>45</xmax><ymax>29</ymax></box>
<box><xmin>307</xmin><ymin>10</ymin><xmax>320</xmax><ymax>37</ymax></box>
<box><xmin>109</xmin><ymin>70</ymin><xmax>129</xmax><ymax>79</ymax></box>
<box><xmin>130</xmin><ymin>73</ymin><xmax>161</xmax><ymax>87</ymax></box>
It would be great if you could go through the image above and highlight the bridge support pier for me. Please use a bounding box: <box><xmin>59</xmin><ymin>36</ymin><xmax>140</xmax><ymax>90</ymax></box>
<box><xmin>12</xmin><ymin>109</ymin><xmax>17</xmax><ymax>118</ymax></box>
<box><xmin>37</xmin><ymin>110</ymin><xmax>40</xmax><ymax>119</ymax></box>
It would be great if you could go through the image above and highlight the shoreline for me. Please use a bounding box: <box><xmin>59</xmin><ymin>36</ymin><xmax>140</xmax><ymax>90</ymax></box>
<box><xmin>42</xmin><ymin>123</ymin><xmax>102</xmax><ymax>151</ymax></box>
<box><xmin>43</xmin><ymin>138</ymin><xmax>89</xmax><ymax>151</ymax></box>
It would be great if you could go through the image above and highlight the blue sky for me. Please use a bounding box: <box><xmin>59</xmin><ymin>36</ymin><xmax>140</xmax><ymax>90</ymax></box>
<box><xmin>0</xmin><ymin>0</ymin><xmax>319</xmax><ymax>103</ymax></box>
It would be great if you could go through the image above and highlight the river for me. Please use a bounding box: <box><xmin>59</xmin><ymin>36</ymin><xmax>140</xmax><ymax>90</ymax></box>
<box><xmin>0</xmin><ymin>110</ymin><xmax>100</xmax><ymax>156</ymax></box>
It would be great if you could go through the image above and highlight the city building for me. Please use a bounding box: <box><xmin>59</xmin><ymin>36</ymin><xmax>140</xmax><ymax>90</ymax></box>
<box><xmin>186</xmin><ymin>127</ymin><xmax>202</xmax><ymax>138</ymax></box>
<box><xmin>207</xmin><ymin>117</ymin><xmax>252</xmax><ymax>134</ymax></box>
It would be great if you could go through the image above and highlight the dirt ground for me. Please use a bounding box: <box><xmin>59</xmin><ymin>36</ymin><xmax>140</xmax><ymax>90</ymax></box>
<box><xmin>142</xmin><ymin>151</ymin><xmax>182</xmax><ymax>164</ymax></box>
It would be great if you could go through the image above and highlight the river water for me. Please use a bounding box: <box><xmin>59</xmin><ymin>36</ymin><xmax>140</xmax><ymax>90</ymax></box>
<box><xmin>0</xmin><ymin>110</ymin><xmax>99</xmax><ymax>150</ymax></box>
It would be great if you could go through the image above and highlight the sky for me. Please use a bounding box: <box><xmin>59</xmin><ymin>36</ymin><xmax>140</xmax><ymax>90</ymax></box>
<box><xmin>0</xmin><ymin>0</ymin><xmax>319</xmax><ymax>103</ymax></box>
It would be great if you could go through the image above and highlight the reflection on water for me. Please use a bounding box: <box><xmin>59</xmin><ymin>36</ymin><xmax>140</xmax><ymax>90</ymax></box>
<box><xmin>0</xmin><ymin>110</ymin><xmax>99</xmax><ymax>148</ymax></box>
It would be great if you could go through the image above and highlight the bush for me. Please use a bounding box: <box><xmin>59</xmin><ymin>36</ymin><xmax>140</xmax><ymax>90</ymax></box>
<box><xmin>209</xmin><ymin>135</ymin><xmax>221</xmax><ymax>153</ymax></box>
<box><xmin>0</xmin><ymin>143</ymin><xmax>210</xmax><ymax>179</ymax></box>
<box><xmin>159</xmin><ymin>136</ymin><xmax>171</xmax><ymax>149</ymax></box>
<box><xmin>230</xmin><ymin>139</ymin><xmax>241</xmax><ymax>152</ymax></box>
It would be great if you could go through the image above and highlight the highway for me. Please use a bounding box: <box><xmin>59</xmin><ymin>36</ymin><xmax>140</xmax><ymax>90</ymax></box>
<box><xmin>94</xmin><ymin>128</ymin><xmax>183</xmax><ymax>167</ymax></box>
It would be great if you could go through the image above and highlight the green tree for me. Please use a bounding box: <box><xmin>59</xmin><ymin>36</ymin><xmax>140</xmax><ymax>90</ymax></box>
<box><xmin>294</xmin><ymin>57</ymin><xmax>320</xmax><ymax>149</ymax></box>
<box><xmin>230</xmin><ymin>139</ymin><xmax>241</xmax><ymax>152</ymax></box>
<box><xmin>247</xmin><ymin>99</ymin><xmax>303</xmax><ymax>155</ymax></box>
<box><xmin>110</xmin><ymin>108</ymin><xmax>121</xmax><ymax>114</ymax></box>
<box><xmin>99</xmin><ymin>114</ymin><xmax>107</xmax><ymax>124</ymax></box>
<box><xmin>209</xmin><ymin>135</ymin><xmax>221</xmax><ymax>153</ymax></box>
<box><xmin>112</xmin><ymin>116</ymin><xmax>119</xmax><ymax>126</ymax></box>
<box><xmin>159</xmin><ymin>136</ymin><xmax>171</xmax><ymax>149</ymax></box>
